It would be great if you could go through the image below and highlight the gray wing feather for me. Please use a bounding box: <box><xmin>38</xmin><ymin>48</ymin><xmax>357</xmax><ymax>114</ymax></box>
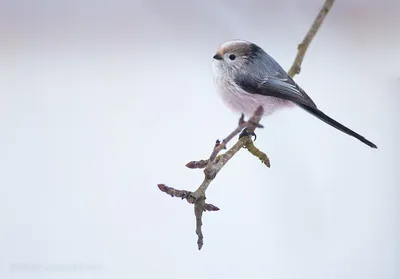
<box><xmin>236</xmin><ymin>50</ymin><xmax>317</xmax><ymax>108</ymax></box>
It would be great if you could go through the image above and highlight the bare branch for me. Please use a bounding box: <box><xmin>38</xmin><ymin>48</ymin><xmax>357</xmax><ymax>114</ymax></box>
<box><xmin>192</xmin><ymin>107</ymin><xmax>265</xmax><ymax>249</ymax></box>
<box><xmin>158</xmin><ymin>0</ymin><xmax>336</xmax><ymax>250</ymax></box>
<box><xmin>288</xmin><ymin>0</ymin><xmax>335</xmax><ymax>77</ymax></box>
<box><xmin>158</xmin><ymin>107</ymin><xmax>265</xmax><ymax>249</ymax></box>
<box><xmin>207</xmin><ymin>106</ymin><xmax>264</xmax><ymax>164</ymax></box>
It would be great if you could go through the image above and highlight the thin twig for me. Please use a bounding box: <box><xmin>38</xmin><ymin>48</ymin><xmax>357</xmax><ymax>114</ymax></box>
<box><xmin>288</xmin><ymin>0</ymin><xmax>335</xmax><ymax>77</ymax></box>
<box><xmin>245</xmin><ymin>141</ymin><xmax>270</xmax><ymax>167</ymax></box>
<box><xmin>157</xmin><ymin>184</ymin><xmax>219</xmax><ymax>211</ymax></box>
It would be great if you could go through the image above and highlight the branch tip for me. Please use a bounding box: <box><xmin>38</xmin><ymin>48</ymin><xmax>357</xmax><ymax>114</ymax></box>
<box><xmin>186</xmin><ymin>159</ymin><xmax>208</xmax><ymax>169</ymax></box>
<box><xmin>254</xmin><ymin>105</ymin><xmax>264</xmax><ymax>116</ymax></box>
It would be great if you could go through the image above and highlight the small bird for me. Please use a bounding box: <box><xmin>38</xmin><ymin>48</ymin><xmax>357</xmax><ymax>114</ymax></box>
<box><xmin>212</xmin><ymin>40</ymin><xmax>377</xmax><ymax>148</ymax></box>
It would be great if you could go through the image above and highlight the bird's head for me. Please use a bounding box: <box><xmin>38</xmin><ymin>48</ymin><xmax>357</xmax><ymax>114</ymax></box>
<box><xmin>212</xmin><ymin>40</ymin><xmax>258</xmax><ymax>77</ymax></box>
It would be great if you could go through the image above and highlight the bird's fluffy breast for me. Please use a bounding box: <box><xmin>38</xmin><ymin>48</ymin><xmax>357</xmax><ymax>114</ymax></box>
<box><xmin>212</xmin><ymin>63</ymin><xmax>293</xmax><ymax>116</ymax></box>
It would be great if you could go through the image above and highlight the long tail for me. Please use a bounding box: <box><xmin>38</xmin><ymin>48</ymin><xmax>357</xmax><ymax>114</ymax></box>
<box><xmin>298</xmin><ymin>104</ymin><xmax>377</xmax><ymax>148</ymax></box>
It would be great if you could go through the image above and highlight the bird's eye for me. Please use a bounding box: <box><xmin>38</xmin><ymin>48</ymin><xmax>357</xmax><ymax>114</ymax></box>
<box><xmin>229</xmin><ymin>54</ymin><xmax>236</xmax><ymax>60</ymax></box>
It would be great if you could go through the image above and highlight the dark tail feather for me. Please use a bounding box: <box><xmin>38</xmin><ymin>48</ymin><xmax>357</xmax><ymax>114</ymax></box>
<box><xmin>299</xmin><ymin>105</ymin><xmax>377</xmax><ymax>148</ymax></box>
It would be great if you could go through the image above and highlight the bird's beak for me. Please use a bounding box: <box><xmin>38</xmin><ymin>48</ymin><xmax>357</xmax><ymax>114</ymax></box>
<box><xmin>213</xmin><ymin>53</ymin><xmax>223</xmax><ymax>60</ymax></box>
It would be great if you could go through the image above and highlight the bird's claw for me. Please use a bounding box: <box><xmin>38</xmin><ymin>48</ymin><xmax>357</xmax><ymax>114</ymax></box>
<box><xmin>239</xmin><ymin>128</ymin><xmax>257</xmax><ymax>141</ymax></box>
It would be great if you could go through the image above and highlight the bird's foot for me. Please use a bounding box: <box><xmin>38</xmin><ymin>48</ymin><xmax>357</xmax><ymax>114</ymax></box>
<box><xmin>239</xmin><ymin>128</ymin><xmax>257</xmax><ymax>141</ymax></box>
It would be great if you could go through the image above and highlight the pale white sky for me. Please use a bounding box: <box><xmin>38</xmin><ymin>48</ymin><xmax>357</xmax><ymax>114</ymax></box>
<box><xmin>0</xmin><ymin>0</ymin><xmax>399</xmax><ymax>278</ymax></box>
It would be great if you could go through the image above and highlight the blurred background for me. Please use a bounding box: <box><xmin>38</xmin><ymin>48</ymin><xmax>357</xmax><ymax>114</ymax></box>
<box><xmin>0</xmin><ymin>0</ymin><xmax>399</xmax><ymax>278</ymax></box>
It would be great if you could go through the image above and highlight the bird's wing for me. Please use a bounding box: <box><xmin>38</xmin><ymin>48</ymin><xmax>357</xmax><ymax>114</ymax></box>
<box><xmin>235</xmin><ymin>53</ymin><xmax>317</xmax><ymax>108</ymax></box>
<box><xmin>234</xmin><ymin>48</ymin><xmax>377</xmax><ymax>148</ymax></box>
